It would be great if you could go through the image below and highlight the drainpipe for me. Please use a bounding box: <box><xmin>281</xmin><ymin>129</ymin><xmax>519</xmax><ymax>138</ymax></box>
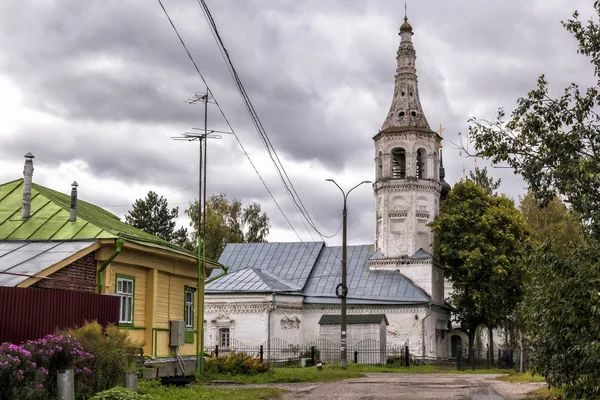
<box><xmin>422</xmin><ymin>303</ymin><xmax>432</xmax><ymax>364</ymax></box>
<box><xmin>97</xmin><ymin>238</ymin><xmax>125</xmax><ymax>294</ymax></box>
<box><xmin>205</xmin><ymin>265</ymin><xmax>229</xmax><ymax>284</ymax></box>
<box><xmin>267</xmin><ymin>292</ymin><xmax>276</xmax><ymax>362</ymax></box>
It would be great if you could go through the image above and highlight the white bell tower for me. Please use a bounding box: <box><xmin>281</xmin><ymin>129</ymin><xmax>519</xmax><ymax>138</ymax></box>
<box><xmin>370</xmin><ymin>15</ymin><xmax>445</xmax><ymax>305</ymax></box>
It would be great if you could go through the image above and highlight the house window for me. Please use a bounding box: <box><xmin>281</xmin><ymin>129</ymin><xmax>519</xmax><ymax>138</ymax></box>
<box><xmin>219</xmin><ymin>328</ymin><xmax>230</xmax><ymax>348</ymax></box>
<box><xmin>116</xmin><ymin>276</ymin><xmax>134</xmax><ymax>324</ymax></box>
<box><xmin>185</xmin><ymin>289</ymin><xmax>194</xmax><ymax>328</ymax></box>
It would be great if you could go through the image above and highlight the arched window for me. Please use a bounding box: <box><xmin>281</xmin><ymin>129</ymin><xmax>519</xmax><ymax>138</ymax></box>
<box><xmin>416</xmin><ymin>148</ymin><xmax>427</xmax><ymax>179</ymax></box>
<box><xmin>378</xmin><ymin>152</ymin><xmax>383</xmax><ymax>179</ymax></box>
<box><xmin>391</xmin><ymin>148</ymin><xmax>406</xmax><ymax>179</ymax></box>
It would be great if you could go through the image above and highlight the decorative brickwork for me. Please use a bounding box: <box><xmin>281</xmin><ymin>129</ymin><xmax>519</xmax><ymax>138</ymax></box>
<box><xmin>33</xmin><ymin>253</ymin><xmax>97</xmax><ymax>293</ymax></box>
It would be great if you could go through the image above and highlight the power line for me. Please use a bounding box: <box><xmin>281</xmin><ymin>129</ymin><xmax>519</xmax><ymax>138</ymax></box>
<box><xmin>156</xmin><ymin>0</ymin><xmax>347</xmax><ymax>279</ymax></box>
<box><xmin>196</xmin><ymin>0</ymin><xmax>341</xmax><ymax>240</ymax></box>
<box><xmin>156</xmin><ymin>0</ymin><xmax>305</xmax><ymax>244</ymax></box>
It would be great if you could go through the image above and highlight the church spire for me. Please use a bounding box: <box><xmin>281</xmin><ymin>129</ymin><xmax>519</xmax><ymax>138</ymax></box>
<box><xmin>381</xmin><ymin>13</ymin><xmax>430</xmax><ymax>131</ymax></box>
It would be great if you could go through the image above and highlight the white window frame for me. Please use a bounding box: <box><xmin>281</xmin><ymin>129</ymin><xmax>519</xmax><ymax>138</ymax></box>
<box><xmin>219</xmin><ymin>328</ymin><xmax>230</xmax><ymax>348</ymax></box>
<box><xmin>184</xmin><ymin>289</ymin><xmax>194</xmax><ymax>328</ymax></box>
<box><xmin>116</xmin><ymin>276</ymin><xmax>134</xmax><ymax>324</ymax></box>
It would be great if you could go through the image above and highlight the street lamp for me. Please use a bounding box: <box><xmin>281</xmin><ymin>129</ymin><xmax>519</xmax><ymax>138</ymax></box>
<box><xmin>325</xmin><ymin>179</ymin><xmax>372</xmax><ymax>369</ymax></box>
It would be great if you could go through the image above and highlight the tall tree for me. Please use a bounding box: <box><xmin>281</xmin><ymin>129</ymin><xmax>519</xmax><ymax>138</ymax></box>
<box><xmin>463</xmin><ymin>3</ymin><xmax>600</xmax><ymax>393</ymax></box>
<box><xmin>520</xmin><ymin>191</ymin><xmax>584</xmax><ymax>256</ymax></box>
<box><xmin>467</xmin><ymin>166</ymin><xmax>501</xmax><ymax>195</ymax></box>
<box><xmin>431</xmin><ymin>181</ymin><xmax>528</xmax><ymax>366</ymax></box>
<box><xmin>185</xmin><ymin>193</ymin><xmax>270</xmax><ymax>261</ymax></box>
<box><xmin>466</xmin><ymin>3</ymin><xmax>600</xmax><ymax>238</ymax></box>
<box><xmin>522</xmin><ymin>240</ymin><xmax>600</xmax><ymax>399</ymax></box>
<box><xmin>125</xmin><ymin>191</ymin><xmax>188</xmax><ymax>246</ymax></box>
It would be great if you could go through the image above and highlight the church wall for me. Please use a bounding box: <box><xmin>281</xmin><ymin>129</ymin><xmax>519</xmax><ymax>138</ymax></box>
<box><xmin>204</xmin><ymin>293</ymin><xmax>272</xmax><ymax>347</ymax></box>
<box><xmin>269</xmin><ymin>295</ymin><xmax>304</xmax><ymax>346</ymax></box>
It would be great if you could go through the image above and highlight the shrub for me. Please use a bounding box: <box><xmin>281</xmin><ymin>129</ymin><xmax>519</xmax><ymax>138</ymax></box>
<box><xmin>91</xmin><ymin>387</ymin><xmax>152</xmax><ymax>400</ymax></box>
<box><xmin>0</xmin><ymin>342</ymin><xmax>44</xmax><ymax>400</ymax></box>
<box><xmin>65</xmin><ymin>321</ymin><xmax>142</xmax><ymax>393</ymax></box>
<box><xmin>205</xmin><ymin>352</ymin><xmax>269</xmax><ymax>376</ymax></box>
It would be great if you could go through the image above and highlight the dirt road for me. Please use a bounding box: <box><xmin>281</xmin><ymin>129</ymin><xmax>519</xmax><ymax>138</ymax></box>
<box><xmin>279</xmin><ymin>373</ymin><xmax>544</xmax><ymax>400</ymax></box>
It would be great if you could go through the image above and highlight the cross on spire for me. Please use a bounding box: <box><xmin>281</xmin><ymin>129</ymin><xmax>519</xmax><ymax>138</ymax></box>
<box><xmin>404</xmin><ymin>2</ymin><xmax>407</xmax><ymax>21</ymax></box>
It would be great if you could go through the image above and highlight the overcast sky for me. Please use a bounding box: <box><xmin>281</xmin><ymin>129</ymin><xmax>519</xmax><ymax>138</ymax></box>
<box><xmin>0</xmin><ymin>0</ymin><xmax>596</xmax><ymax>245</ymax></box>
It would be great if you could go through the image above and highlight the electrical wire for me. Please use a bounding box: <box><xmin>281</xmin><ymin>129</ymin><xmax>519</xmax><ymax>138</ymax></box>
<box><xmin>196</xmin><ymin>0</ymin><xmax>341</xmax><ymax>240</ymax></box>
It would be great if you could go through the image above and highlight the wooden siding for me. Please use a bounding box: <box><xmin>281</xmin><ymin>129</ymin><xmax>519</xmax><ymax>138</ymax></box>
<box><xmin>109</xmin><ymin>262</ymin><xmax>147</xmax><ymax>328</ymax></box>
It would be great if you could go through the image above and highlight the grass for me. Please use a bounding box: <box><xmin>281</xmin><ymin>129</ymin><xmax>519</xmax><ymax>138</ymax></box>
<box><xmin>139</xmin><ymin>381</ymin><xmax>284</xmax><ymax>400</ymax></box>
<box><xmin>525</xmin><ymin>387</ymin><xmax>564</xmax><ymax>400</ymax></box>
<box><xmin>197</xmin><ymin>363</ymin><xmax>515</xmax><ymax>385</ymax></box>
<box><xmin>496</xmin><ymin>372</ymin><xmax>546</xmax><ymax>383</ymax></box>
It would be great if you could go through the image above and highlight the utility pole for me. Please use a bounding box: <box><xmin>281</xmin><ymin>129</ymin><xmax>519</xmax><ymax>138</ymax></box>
<box><xmin>172</xmin><ymin>89</ymin><xmax>230</xmax><ymax>375</ymax></box>
<box><xmin>326</xmin><ymin>179</ymin><xmax>372</xmax><ymax>369</ymax></box>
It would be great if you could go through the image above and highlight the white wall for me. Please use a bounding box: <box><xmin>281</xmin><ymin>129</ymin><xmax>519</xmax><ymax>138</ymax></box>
<box><xmin>205</xmin><ymin>294</ymin><xmax>452</xmax><ymax>359</ymax></box>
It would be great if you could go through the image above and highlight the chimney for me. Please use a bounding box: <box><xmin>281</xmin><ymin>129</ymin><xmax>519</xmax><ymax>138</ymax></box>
<box><xmin>70</xmin><ymin>181</ymin><xmax>78</xmax><ymax>222</ymax></box>
<box><xmin>22</xmin><ymin>152</ymin><xmax>34</xmax><ymax>219</ymax></box>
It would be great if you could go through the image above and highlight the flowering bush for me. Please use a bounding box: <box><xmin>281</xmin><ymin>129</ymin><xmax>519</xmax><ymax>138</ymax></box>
<box><xmin>0</xmin><ymin>334</ymin><xmax>94</xmax><ymax>400</ymax></box>
<box><xmin>0</xmin><ymin>342</ymin><xmax>44</xmax><ymax>400</ymax></box>
<box><xmin>22</xmin><ymin>334</ymin><xmax>94</xmax><ymax>398</ymax></box>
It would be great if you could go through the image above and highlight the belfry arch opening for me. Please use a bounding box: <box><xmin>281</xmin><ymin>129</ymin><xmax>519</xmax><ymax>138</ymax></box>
<box><xmin>378</xmin><ymin>151</ymin><xmax>383</xmax><ymax>179</ymax></box>
<box><xmin>416</xmin><ymin>148</ymin><xmax>427</xmax><ymax>179</ymax></box>
<box><xmin>391</xmin><ymin>148</ymin><xmax>406</xmax><ymax>179</ymax></box>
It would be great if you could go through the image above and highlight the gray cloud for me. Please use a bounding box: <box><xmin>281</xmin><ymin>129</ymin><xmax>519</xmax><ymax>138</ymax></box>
<box><xmin>0</xmin><ymin>0</ymin><xmax>594</xmax><ymax>244</ymax></box>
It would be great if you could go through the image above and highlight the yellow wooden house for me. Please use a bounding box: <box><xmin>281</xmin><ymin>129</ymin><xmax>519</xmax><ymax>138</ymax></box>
<box><xmin>0</xmin><ymin>154</ymin><xmax>222</xmax><ymax>360</ymax></box>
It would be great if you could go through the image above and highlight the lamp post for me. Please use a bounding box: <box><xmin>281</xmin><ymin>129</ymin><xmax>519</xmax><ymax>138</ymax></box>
<box><xmin>325</xmin><ymin>179</ymin><xmax>372</xmax><ymax>369</ymax></box>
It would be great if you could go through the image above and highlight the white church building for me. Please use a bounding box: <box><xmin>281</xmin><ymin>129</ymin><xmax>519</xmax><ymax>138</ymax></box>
<box><xmin>205</xmin><ymin>16</ymin><xmax>457</xmax><ymax>361</ymax></box>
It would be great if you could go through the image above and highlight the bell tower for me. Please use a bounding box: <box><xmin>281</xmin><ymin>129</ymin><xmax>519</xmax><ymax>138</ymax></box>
<box><xmin>370</xmin><ymin>15</ymin><xmax>445</xmax><ymax>304</ymax></box>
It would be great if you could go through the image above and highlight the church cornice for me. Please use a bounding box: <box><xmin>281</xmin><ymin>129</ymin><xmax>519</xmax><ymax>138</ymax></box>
<box><xmin>373</xmin><ymin>126</ymin><xmax>440</xmax><ymax>141</ymax></box>
<box><xmin>374</xmin><ymin>180</ymin><xmax>441</xmax><ymax>193</ymax></box>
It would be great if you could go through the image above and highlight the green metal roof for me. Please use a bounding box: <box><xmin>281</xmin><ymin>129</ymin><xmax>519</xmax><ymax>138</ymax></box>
<box><xmin>0</xmin><ymin>179</ymin><xmax>201</xmax><ymax>260</ymax></box>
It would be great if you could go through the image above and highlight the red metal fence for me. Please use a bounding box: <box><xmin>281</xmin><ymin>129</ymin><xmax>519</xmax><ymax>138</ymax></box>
<box><xmin>0</xmin><ymin>287</ymin><xmax>119</xmax><ymax>344</ymax></box>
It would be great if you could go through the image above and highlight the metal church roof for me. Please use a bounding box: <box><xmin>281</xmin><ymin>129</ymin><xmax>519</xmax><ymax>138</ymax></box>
<box><xmin>210</xmin><ymin>242</ymin><xmax>431</xmax><ymax>305</ymax></box>
<box><xmin>215</xmin><ymin>242</ymin><xmax>324</xmax><ymax>287</ymax></box>
<box><xmin>206</xmin><ymin>268</ymin><xmax>301</xmax><ymax>293</ymax></box>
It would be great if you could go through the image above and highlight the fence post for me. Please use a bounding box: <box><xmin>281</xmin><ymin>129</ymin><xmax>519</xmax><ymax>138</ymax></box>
<box><xmin>311</xmin><ymin>346</ymin><xmax>315</xmax><ymax>366</ymax></box>
<box><xmin>259</xmin><ymin>345</ymin><xmax>264</xmax><ymax>362</ymax></box>
<box><xmin>57</xmin><ymin>369</ymin><xmax>74</xmax><ymax>400</ymax></box>
<box><xmin>457</xmin><ymin>344</ymin><xmax>461</xmax><ymax>371</ymax></box>
<box><xmin>404</xmin><ymin>345</ymin><xmax>409</xmax><ymax>368</ymax></box>
<box><xmin>498</xmin><ymin>349</ymin><xmax>501</xmax><ymax>368</ymax></box>
<box><xmin>486</xmin><ymin>345</ymin><xmax>490</xmax><ymax>369</ymax></box>
<box><xmin>353</xmin><ymin>350</ymin><xmax>358</xmax><ymax>364</ymax></box>
<box><xmin>215</xmin><ymin>345</ymin><xmax>219</xmax><ymax>358</ymax></box>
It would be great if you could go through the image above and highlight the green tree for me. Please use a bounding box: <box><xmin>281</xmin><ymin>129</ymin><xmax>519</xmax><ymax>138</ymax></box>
<box><xmin>467</xmin><ymin>166</ymin><xmax>501</xmax><ymax>195</ymax></box>
<box><xmin>523</xmin><ymin>240</ymin><xmax>600</xmax><ymax>399</ymax></box>
<box><xmin>463</xmin><ymin>3</ymin><xmax>600</xmax><ymax>393</ymax></box>
<box><xmin>185</xmin><ymin>193</ymin><xmax>270</xmax><ymax>261</ymax></box>
<box><xmin>466</xmin><ymin>3</ymin><xmax>600</xmax><ymax>237</ymax></box>
<box><xmin>520</xmin><ymin>191</ymin><xmax>584</xmax><ymax>256</ymax></box>
<box><xmin>430</xmin><ymin>181</ymin><xmax>528</xmax><ymax>366</ymax></box>
<box><xmin>125</xmin><ymin>191</ymin><xmax>188</xmax><ymax>246</ymax></box>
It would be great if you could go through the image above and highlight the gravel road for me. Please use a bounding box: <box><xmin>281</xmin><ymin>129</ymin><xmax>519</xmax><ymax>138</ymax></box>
<box><xmin>273</xmin><ymin>373</ymin><xmax>544</xmax><ymax>400</ymax></box>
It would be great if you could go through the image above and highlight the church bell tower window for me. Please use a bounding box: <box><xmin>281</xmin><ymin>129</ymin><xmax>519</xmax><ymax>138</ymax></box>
<box><xmin>391</xmin><ymin>148</ymin><xmax>406</xmax><ymax>179</ymax></box>
<box><xmin>378</xmin><ymin>152</ymin><xmax>383</xmax><ymax>179</ymax></box>
<box><xmin>416</xmin><ymin>148</ymin><xmax>427</xmax><ymax>179</ymax></box>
